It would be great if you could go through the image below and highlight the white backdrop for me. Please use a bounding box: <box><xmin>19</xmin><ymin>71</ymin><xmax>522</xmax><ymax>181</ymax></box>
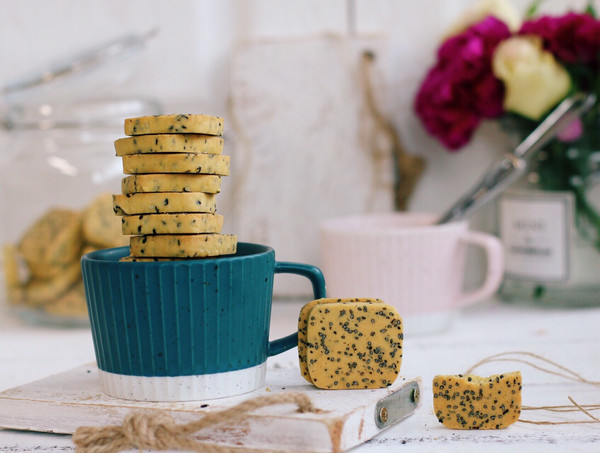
<box><xmin>0</xmin><ymin>0</ymin><xmax>590</xmax><ymax>295</ymax></box>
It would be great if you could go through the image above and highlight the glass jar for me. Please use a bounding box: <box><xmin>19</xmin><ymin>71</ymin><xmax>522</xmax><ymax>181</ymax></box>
<box><xmin>0</xmin><ymin>98</ymin><xmax>161</xmax><ymax>326</ymax></box>
<box><xmin>497</xmin><ymin>148</ymin><xmax>600</xmax><ymax>307</ymax></box>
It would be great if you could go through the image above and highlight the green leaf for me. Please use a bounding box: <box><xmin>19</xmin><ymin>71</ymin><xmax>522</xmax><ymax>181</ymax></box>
<box><xmin>585</xmin><ymin>0</ymin><xmax>597</xmax><ymax>17</ymax></box>
<box><xmin>526</xmin><ymin>0</ymin><xmax>542</xmax><ymax>18</ymax></box>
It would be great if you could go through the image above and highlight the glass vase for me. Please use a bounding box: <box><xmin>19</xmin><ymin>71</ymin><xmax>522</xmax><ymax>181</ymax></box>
<box><xmin>497</xmin><ymin>148</ymin><xmax>600</xmax><ymax>307</ymax></box>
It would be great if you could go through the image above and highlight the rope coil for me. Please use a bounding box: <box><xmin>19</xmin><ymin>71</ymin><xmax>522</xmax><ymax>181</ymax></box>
<box><xmin>73</xmin><ymin>392</ymin><xmax>316</xmax><ymax>453</ymax></box>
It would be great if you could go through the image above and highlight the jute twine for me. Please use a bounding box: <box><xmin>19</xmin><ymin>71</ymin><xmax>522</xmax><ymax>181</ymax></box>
<box><xmin>72</xmin><ymin>392</ymin><xmax>316</xmax><ymax>453</ymax></box>
<box><xmin>360</xmin><ymin>50</ymin><xmax>426</xmax><ymax>211</ymax></box>
<box><xmin>466</xmin><ymin>351</ymin><xmax>600</xmax><ymax>425</ymax></box>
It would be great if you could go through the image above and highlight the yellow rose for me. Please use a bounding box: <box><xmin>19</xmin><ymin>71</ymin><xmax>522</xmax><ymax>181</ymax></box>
<box><xmin>445</xmin><ymin>0</ymin><xmax>521</xmax><ymax>38</ymax></box>
<box><xmin>492</xmin><ymin>36</ymin><xmax>572</xmax><ymax>120</ymax></box>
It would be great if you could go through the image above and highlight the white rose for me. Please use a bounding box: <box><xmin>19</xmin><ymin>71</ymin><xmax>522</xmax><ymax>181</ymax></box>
<box><xmin>445</xmin><ymin>0</ymin><xmax>521</xmax><ymax>38</ymax></box>
<box><xmin>492</xmin><ymin>36</ymin><xmax>572</xmax><ymax>120</ymax></box>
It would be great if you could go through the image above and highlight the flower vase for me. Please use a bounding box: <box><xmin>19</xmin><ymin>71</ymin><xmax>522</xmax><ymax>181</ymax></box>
<box><xmin>497</xmin><ymin>148</ymin><xmax>600</xmax><ymax>307</ymax></box>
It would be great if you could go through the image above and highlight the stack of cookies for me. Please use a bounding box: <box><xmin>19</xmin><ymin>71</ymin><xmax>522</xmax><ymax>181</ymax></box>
<box><xmin>112</xmin><ymin>114</ymin><xmax>237</xmax><ymax>261</ymax></box>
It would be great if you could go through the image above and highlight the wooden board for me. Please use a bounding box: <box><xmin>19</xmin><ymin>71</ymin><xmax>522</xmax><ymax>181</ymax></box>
<box><xmin>0</xmin><ymin>364</ymin><xmax>420</xmax><ymax>452</ymax></box>
<box><xmin>226</xmin><ymin>36</ymin><xmax>395</xmax><ymax>297</ymax></box>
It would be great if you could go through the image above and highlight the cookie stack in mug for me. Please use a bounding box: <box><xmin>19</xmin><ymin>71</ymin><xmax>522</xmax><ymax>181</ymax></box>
<box><xmin>112</xmin><ymin>114</ymin><xmax>237</xmax><ymax>261</ymax></box>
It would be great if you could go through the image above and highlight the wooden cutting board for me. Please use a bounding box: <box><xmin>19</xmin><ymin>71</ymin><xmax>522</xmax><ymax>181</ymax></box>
<box><xmin>0</xmin><ymin>364</ymin><xmax>420</xmax><ymax>452</ymax></box>
<box><xmin>227</xmin><ymin>36</ymin><xmax>395</xmax><ymax>298</ymax></box>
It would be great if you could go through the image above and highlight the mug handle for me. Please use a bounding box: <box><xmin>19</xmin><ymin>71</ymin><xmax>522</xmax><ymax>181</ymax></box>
<box><xmin>456</xmin><ymin>231</ymin><xmax>504</xmax><ymax>307</ymax></box>
<box><xmin>267</xmin><ymin>261</ymin><xmax>326</xmax><ymax>357</ymax></box>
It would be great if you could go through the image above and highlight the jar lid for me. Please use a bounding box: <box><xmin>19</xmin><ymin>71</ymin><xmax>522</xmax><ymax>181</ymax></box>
<box><xmin>1</xmin><ymin>29</ymin><xmax>157</xmax><ymax>105</ymax></box>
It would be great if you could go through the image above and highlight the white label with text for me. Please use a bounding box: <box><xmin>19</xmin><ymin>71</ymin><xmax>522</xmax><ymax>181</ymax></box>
<box><xmin>500</xmin><ymin>190</ymin><xmax>572</xmax><ymax>282</ymax></box>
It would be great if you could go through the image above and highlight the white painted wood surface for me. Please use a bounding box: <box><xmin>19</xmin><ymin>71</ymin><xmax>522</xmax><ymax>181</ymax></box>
<box><xmin>1</xmin><ymin>298</ymin><xmax>600</xmax><ymax>452</ymax></box>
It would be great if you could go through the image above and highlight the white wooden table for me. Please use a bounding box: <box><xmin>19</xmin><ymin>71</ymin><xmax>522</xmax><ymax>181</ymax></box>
<box><xmin>1</xmin><ymin>298</ymin><xmax>599</xmax><ymax>452</ymax></box>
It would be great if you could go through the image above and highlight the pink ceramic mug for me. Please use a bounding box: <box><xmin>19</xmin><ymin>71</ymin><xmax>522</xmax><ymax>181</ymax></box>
<box><xmin>319</xmin><ymin>213</ymin><xmax>504</xmax><ymax>334</ymax></box>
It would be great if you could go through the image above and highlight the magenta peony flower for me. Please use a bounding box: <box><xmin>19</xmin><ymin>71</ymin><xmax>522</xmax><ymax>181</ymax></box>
<box><xmin>415</xmin><ymin>16</ymin><xmax>510</xmax><ymax>150</ymax></box>
<box><xmin>520</xmin><ymin>13</ymin><xmax>600</xmax><ymax>64</ymax></box>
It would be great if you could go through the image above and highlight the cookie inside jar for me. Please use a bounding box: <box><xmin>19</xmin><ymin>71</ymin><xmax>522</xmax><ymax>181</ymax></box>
<box><xmin>2</xmin><ymin>193</ymin><xmax>127</xmax><ymax>326</ymax></box>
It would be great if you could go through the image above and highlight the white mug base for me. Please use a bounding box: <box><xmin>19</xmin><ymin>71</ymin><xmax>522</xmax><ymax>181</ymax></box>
<box><xmin>98</xmin><ymin>363</ymin><xmax>267</xmax><ymax>402</ymax></box>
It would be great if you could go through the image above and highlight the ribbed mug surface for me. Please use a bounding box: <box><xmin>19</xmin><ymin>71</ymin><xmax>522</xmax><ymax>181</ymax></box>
<box><xmin>82</xmin><ymin>243</ymin><xmax>276</xmax><ymax>378</ymax></box>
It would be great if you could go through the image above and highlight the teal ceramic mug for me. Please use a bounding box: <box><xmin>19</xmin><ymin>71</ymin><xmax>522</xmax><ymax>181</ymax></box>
<box><xmin>81</xmin><ymin>242</ymin><xmax>326</xmax><ymax>401</ymax></box>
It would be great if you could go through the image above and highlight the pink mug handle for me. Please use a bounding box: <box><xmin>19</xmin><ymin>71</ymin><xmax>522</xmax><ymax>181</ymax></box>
<box><xmin>456</xmin><ymin>231</ymin><xmax>504</xmax><ymax>307</ymax></box>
